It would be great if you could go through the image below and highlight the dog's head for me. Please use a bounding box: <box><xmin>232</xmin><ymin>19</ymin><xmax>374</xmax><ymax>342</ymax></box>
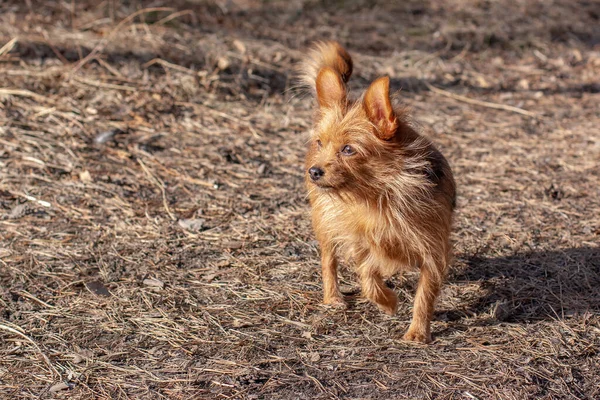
<box><xmin>306</xmin><ymin>68</ymin><xmax>401</xmax><ymax>192</ymax></box>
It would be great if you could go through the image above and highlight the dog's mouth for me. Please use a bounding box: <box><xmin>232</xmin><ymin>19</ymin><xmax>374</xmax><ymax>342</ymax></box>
<box><xmin>313</xmin><ymin>183</ymin><xmax>336</xmax><ymax>190</ymax></box>
<box><xmin>307</xmin><ymin>172</ymin><xmax>339</xmax><ymax>190</ymax></box>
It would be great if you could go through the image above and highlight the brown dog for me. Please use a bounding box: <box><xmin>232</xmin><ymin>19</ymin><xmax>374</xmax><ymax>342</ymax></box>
<box><xmin>300</xmin><ymin>42</ymin><xmax>456</xmax><ymax>343</ymax></box>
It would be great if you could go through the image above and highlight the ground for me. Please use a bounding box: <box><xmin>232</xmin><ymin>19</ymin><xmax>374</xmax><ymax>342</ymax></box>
<box><xmin>1</xmin><ymin>0</ymin><xmax>599</xmax><ymax>399</ymax></box>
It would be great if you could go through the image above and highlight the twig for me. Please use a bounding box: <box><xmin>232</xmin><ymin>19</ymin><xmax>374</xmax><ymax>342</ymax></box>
<box><xmin>424</xmin><ymin>82</ymin><xmax>538</xmax><ymax>118</ymax></box>
<box><xmin>69</xmin><ymin>7</ymin><xmax>174</xmax><ymax>76</ymax></box>
<box><xmin>8</xmin><ymin>190</ymin><xmax>52</xmax><ymax>208</ymax></box>
<box><xmin>137</xmin><ymin>158</ymin><xmax>176</xmax><ymax>221</ymax></box>
<box><xmin>175</xmin><ymin>101</ymin><xmax>262</xmax><ymax>137</ymax></box>
<box><xmin>155</xmin><ymin>9</ymin><xmax>195</xmax><ymax>26</ymax></box>
<box><xmin>0</xmin><ymin>322</ymin><xmax>58</xmax><ymax>377</ymax></box>
<box><xmin>17</xmin><ymin>291</ymin><xmax>55</xmax><ymax>309</ymax></box>
<box><xmin>95</xmin><ymin>58</ymin><xmax>126</xmax><ymax>78</ymax></box>
<box><xmin>0</xmin><ymin>88</ymin><xmax>54</xmax><ymax>104</ymax></box>
<box><xmin>142</xmin><ymin>58</ymin><xmax>203</xmax><ymax>75</ymax></box>
<box><xmin>0</xmin><ymin>38</ymin><xmax>18</xmax><ymax>57</ymax></box>
<box><xmin>42</xmin><ymin>32</ymin><xmax>70</xmax><ymax>64</ymax></box>
<box><xmin>73</xmin><ymin>76</ymin><xmax>137</xmax><ymax>92</ymax></box>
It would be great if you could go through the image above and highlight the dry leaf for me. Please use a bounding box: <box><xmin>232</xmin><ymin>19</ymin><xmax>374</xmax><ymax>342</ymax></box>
<box><xmin>178</xmin><ymin>218</ymin><xmax>205</xmax><ymax>231</ymax></box>
<box><xmin>143</xmin><ymin>278</ymin><xmax>164</xmax><ymax>289</ymax></box>
<box><xmin>49</xmin><ymin>382</ymin><xmax>70</xmax><ymax>392</ymax></box>
<box><xmin>85</xmin><ymin>280</ymin><xmax>111</xmax><ymax>297</ymax></box>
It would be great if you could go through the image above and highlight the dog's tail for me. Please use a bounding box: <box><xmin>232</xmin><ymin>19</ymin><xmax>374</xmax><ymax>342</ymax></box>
<box><xmin>297</xmin><ymin>41</ymin><xmax>353</xmax><ymax>94</ymax></box>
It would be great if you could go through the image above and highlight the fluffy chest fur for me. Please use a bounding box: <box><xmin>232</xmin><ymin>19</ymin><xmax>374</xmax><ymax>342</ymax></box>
<box><xmin>309</xmin><ymin>188</ymin><xmax>422</xmax><ymax>275</ymax></box>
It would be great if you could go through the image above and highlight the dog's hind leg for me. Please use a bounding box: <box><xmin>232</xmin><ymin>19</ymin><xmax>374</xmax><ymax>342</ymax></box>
<box><xmin>403</xmin><ymin>258</ymin><xmax>444</xmax><ymax>343</ymax></box>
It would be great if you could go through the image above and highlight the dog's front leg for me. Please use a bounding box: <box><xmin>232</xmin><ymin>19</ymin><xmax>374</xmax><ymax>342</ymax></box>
<box><xmin>356</xmin><ymin>252</ymin><xmax>398</xmax><ymax>316</ymax></box>
<box><xmin>319</xmin><ymin>241</ymin><xmax>346</xmax><ymax>308</ymax></box>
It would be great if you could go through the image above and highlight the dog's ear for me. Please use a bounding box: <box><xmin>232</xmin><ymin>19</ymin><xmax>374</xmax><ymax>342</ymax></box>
<box><xmin>316</xmin><ymin>67</ymin><xmax>347</xmax><ymax>109</ymax></box>
<box><xmin>363</xmin><ymin>76</ymin><xmax>398</xmax><ymax>140</ymax></box>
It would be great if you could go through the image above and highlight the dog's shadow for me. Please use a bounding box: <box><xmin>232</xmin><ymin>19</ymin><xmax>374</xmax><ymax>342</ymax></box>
<box><xmin>443</xmin><ymin>246</ymin><xmax>600</xmax><ymax>324</ymax></box>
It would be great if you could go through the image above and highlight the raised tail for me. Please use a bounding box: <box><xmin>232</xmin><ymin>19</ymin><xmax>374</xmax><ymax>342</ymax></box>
<box><xmin>297</xmin><ymin>41</ymin><xmax>353</xmax><ymax>94</ymax></box>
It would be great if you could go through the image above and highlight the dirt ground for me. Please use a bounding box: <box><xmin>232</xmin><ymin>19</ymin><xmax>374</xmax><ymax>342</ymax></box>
<box><xmin>1</xmin><ymin>0</ymin><xmax>599</xmax><ymax>399</ymax></box>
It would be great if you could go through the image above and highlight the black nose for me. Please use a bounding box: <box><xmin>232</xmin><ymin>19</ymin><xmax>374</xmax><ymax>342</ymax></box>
<box><xmin>309</xmin><ymin>166</ymin><xmax>324</xmax><ymax>181</ymax></box>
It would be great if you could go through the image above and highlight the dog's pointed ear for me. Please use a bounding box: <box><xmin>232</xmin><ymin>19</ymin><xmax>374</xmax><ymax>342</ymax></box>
<box><xmin>316</xmin><ymin>67</ymin><xmax>347</xmax><ymax>109</ymax></box>
<box><xmin>363</xmin><ymin>76</ymin><xmax>398</xmax><ymax>140</ymax></box>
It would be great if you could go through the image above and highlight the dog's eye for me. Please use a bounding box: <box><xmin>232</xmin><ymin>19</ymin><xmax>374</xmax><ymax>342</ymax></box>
<box><xmin>341</xmin><ymin>145</ymin><xmax>355</xmax><ymax>155</ymax></box>
<box><xmin>316</xmin><ymin>140</ymin><xmax>322</xmax><ymax>148</ymax></box>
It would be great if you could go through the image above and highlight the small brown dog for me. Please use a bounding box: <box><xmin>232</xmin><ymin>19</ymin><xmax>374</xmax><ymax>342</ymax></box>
<box><xmin>300</xmin><ymin>42</ymin><xmax>456</xmax><ymax>343</ymax></box>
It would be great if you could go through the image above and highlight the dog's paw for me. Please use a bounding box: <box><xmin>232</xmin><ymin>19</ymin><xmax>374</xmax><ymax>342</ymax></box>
<box><xmin>403</xmin><ymin>328</ymin><xmax>432</xmax><ymax>344</ymax></box>
<box><xmin>377</xmin><ymin>302</ymin><xmax>398</xmax><ymax>316</ymax></box>
<box><xmin>323</xmin><ymin>296</ymin><xmax>347</xmax><ymax>310</ymax></box>
<box><xmin>375</xmin><ymin>292</ymin><xmax>398</xmax><ymax>316</ymax></box>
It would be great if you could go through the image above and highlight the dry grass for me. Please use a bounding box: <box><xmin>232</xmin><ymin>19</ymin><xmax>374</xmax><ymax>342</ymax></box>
<box><xmin>1</xmin><ymin>0</ymin><xmax>599</xmax><ymax>398</ymax></box>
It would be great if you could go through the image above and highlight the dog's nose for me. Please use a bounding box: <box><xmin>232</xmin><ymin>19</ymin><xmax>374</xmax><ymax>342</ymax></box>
<box><xmin>309</xmin><ymin>166</ymin><xmax>325</xmax><ymax>181</ymax></box>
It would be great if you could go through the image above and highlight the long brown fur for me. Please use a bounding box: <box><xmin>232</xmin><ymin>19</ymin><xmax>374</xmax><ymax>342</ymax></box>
<box><xmin>300</xmin><ymin>41</ymin><xmax>456</xmax><ymax>343</ymax></box>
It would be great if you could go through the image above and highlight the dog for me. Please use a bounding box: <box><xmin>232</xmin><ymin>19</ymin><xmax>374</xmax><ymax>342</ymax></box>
<box><xmin>299</xmin><ymin>41</ymin><xmax>456</xmax><ymax>343</ymax></box>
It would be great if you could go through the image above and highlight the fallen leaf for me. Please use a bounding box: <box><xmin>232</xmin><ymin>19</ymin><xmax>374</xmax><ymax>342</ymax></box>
<box><xmin>49</xmin><ymin>382</ymin><xmax>70</xmax><ymax>392</ymax></box>
<box><xmin>178</xmin><ymin>218</ymin><xmax>205</xmax><ymax>231</ymax></box>
<box><xmin>9</xmin><ymin>203</ymin><xmax>28</xmax><ymax>219</ymax></box>
<box><xmin>225</xmin><ymin>241</ymin><xmax>243</xmax><ymax>249</ymax></box>
<box><xmin>94</xmin><ymin>129</ymin><xmax>117</xmax><ymax>144</ymax></box>
<box><xmin>72</xmin><ymin>354</ymin><xmax>84</xmax><ymax>364</ymax></box>
<box><xmin>85</xmin><ymin>280</ymin><xmax>111</xmax><ymax>297</ymax></box>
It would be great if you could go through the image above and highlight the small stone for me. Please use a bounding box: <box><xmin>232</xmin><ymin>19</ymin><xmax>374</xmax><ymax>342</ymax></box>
<box><xmin>232</xmin><ymin>40</ymin><xmax>246</xmax><ymax>54</ymax></box>
<box><xmin>79</xmin><ymin>170</ymin><xmax>92</xmax><ymax>183</ymax></box>
<box><xmin>217</xmin><ymin>57</ymin><xmax>230</xmax><ymax>70</ymax></box>
<box><xmin>517</xmin><ymin>79</ymin><xmax>529</xmax><ymax>90</ymax></box>
<box><xmin>143</xmin><ymin>278</ymin><xmax>164</xmax><ymax>289</ymax></box>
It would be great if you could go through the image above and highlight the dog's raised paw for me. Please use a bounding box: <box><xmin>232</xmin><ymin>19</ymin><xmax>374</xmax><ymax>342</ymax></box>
<box><xmin>375</xmin><ymin>292</ymin><xmax>398</xmax><ymax>316</ymax></box>
<box><xmin>377</xmin><ymin>302</ymin><xmax>398</xmax><ymax>316</ymax></box>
